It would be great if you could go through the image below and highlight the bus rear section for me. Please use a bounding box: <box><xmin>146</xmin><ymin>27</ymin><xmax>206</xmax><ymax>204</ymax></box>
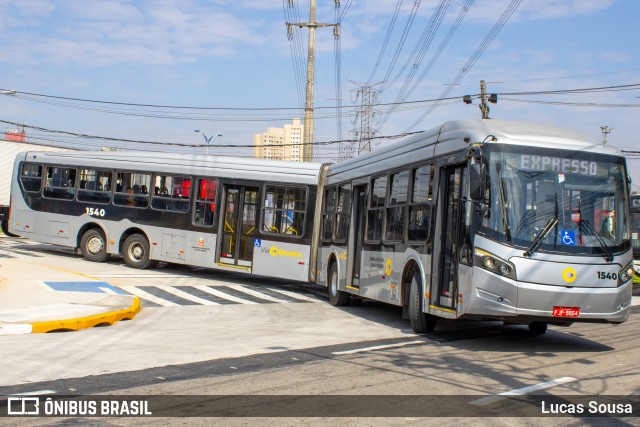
<box><xmin>0</xmin><ymin>139</ymin><xmax>71</xmax><ymax>235</ymax></box>
<box><xmin>6</xmin><ymin>150</ymin><xmax>326</xmax><ymax>284</ymax></box>
<box><xmin>317</xmin><ymin>119</ymin><xmax>633</xmax><ymax>334</ymax></box>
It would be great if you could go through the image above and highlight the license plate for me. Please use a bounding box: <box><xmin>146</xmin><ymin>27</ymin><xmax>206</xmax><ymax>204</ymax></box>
<box><xmin>552</xmin><ymin>306</ymin><xmax>580</xmax><ymax>318</ymax></box>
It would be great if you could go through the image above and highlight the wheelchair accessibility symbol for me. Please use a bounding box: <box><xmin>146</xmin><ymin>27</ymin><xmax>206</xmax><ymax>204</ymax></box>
<box><xmin>561</xmin><ymin>230</ymin><xmax>576</xmax><ymax>246</ymax></box>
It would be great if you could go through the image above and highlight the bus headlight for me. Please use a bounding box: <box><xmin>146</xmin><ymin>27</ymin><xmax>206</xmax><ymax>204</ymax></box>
<box><xmin>618</xmin><ymin>263</ymin><xmax>634</xmax><ymax>286</ymax></box>
<box><xmin>474</xmin><ymin>248</ymin><xmax>516</xmax><ymax>280</ymax></box>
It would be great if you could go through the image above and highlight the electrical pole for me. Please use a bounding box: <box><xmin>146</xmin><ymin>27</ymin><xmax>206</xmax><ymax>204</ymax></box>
<box><xmin>601</xmin><ymin>126</ymin><xmax>613</xmax><ymax>145</ymax></box>
<box><xmin>287</xmin><ymin>1</ymin><xmax>339</xmax><ymax>162</ymax></box>
<box><xmin>479</xmin><ymin>80</ymin><xmax>489</xmax><ymax>119</ymax></box>
<box><xmin>463</xmin><ymin>80</ymin><xmax>497</xmax><ymax>119</ymax></box>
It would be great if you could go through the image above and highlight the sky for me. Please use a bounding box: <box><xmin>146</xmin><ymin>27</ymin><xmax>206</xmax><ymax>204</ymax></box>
<box><xmin>0</xmin><ymin>0</ymin><xmax>639</xmax><ymax>185</ymax></box>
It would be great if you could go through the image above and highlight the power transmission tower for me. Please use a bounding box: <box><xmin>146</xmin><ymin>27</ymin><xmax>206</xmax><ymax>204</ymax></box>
<box><xmin>286</xmin><ymin>0</ymin><xmax>340</xmax><ymax>162</ymax></box>
<box><xmin>348</xmin><ymin>81</ymin><xmax>382</xmax><ymax>156</ymax></box>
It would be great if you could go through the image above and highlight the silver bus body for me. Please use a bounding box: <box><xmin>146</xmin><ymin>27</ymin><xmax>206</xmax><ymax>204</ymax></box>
<box><xmin>8</xmin><ymin>151</ymin><xmax>326</xmax><ymax>282</ymax></box>
<box><xmin>317</xmin><ymin>119</ymin><xmax>633</xmax><ymax>332</ymax></box>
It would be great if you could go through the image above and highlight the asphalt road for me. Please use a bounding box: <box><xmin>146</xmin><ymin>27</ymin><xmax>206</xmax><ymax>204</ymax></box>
<box><xmin>1</xmin><ymin>236</ymin><xmax>639</xmax><ymax>426</ymax></box>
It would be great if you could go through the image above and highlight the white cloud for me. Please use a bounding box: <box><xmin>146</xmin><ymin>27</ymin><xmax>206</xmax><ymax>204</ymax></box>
<box><xmin>0</xmin><ymin>0</ymin><xmax>275</xmax><ymax>66</ymax></box>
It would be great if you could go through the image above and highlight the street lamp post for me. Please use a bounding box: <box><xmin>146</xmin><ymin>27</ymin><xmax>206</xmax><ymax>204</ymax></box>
<box><xmin>194</xmin><ymin>130</ymin><xmax>223</xmax><ymax>155</ymax></box>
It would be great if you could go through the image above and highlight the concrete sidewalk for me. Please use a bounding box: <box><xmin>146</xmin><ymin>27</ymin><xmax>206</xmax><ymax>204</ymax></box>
<box><xmin>0</xmin><ymin>256</ymin><xmax>140</xmax><ymax>335</ymax></box>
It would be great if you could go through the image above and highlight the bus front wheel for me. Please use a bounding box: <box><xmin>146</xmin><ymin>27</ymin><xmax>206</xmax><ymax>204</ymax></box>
<box><xmin>122</xmin><ymin>234</ymin><xmax>153</xmax><ymax>269</ymax></box>
<box><xmin>528</xmin><ymin>321</ymin><xmax>547</xmax><ymax>334</ymax></box>
<box><xmin>80</xmin><ymin>229</ymin><xmax>110</xmax><ymax>262</ymax></box>
<box><xmin>409</xmin><ymin>272</ymin><xmax>436</xmax><ymax>333</ymax></box>
<box><xmin>328</xmin><ymin>263</ymin><xmax>350</xmax><ymax>306</ymax></box>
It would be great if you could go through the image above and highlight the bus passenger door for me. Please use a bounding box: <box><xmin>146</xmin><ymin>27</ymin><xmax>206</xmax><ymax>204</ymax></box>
<box><xmin>350</xmin><ymin>185</ymin><xmax>367</xmax><ymax>287</ymax></box>
<box><xmin>220</xmin><ymin>185</ymin><xmax>259</xmax><ymax>267</ymax></box>
<box><xmin>433</xmin><ymin>166</ymin><xmax>466</xmax><ymax>309</ymax></box>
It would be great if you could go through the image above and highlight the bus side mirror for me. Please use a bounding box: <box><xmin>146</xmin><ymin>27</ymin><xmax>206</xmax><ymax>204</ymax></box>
<box><xmin>469</xmin><ymin>163</ymin><xmax>484</xmax><ymax>200</ymax></box>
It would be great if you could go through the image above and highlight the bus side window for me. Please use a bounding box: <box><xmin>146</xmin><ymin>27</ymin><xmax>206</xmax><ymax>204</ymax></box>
<box><xmin>322</xmin><ymin>187</ymin><xmax>336</xmax><ymax>241</ymax></box>
<box><xmin>193</xmin><ymin>178</ymin><xmax>218</xmax><ymax>227</ymax></box>
<box><xmin>114</xmin><ymin>172</ymin><xmax>150</xmax><ymax>208</ymax></box>
<box><xmin>366</xmin><ymin>175</ymin><xmax>387</xmax><ymax>243</ymax></box>
<box><xmin>151</xmin><ymin>175</ymin><xmax>190</xmax><ymax>212</ymax></box>
<box><xmin>261</xmin><ymin>185</ymin><xmax>307</xmax><ymax>237</ymax></box>
<box><xmin>385</xmin><ymin>170</ymin><xmax>408</xmax><ymax>242</ymax></box>
<box><xmin>19</xmin><ymin>163</ymin><xmax>43</xmax><ymax>193</ymax></box>
<box><xmin>407</xmin><ymin>164</ymin><xmax>434</xmax><ymax>242</ymax></box>
<box><xmin>334</xmin><ymin>184</ymin><xmax>352</xmax><ymax>241</ymax></box>
<box><xmin>43</xmin><ymin>167</ymin><xmax>76</xmax><ymax>200</ymax></box>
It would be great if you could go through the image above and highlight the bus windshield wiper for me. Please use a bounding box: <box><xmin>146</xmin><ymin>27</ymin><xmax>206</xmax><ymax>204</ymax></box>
<box><xmin>580</xmin><ymin>218</ymin><xmax>614</xmax><ymax>262</ymax></box>
<box><xmin>498</xmin><ymin>177</ymin><xmax>511</xmax><ymax>243</ymax></box>
<box><xmin>523</xmin><ymin>218</ymin><xmax>558</xmax><ymax>257</ymax></box>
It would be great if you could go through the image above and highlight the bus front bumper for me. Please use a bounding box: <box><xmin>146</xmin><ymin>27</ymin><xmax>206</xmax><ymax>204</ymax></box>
<box><xmin>465</xmin><ymin>270</ymin><xmax>632</xmax><ymax>324</ymax></box>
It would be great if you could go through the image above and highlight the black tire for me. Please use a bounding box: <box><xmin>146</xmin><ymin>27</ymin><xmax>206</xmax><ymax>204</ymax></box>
<box><xmin>528</xmin><ymin>321</ymin><xmax>548</xmax><ymax>334</ymax></box>
<box><xmin>122</xmin><ymin>234</ymin><xmax>153</xmax><ymax>269</ymax></box>
<box><xmin>80</xmin><ymin>228</ymin><xmax>110</xmax><ymax>262</ymax></box>
<box><xmin>1</xmin><ymin>219</ymin><xmax>19</xmax><ymax>237</ymax></box>
<box><xmin>350</xmin><ymin>297</ymin><xmax>363</xmax><ymax>306</ymax></box>
<box><xmin>409</xmin><ymin>272</ymin><xmax>436</xmax><ymax>333</ymax></box>
<box><xmin>328</xmin><ymin>262</ymin><xmax>350</xmax><ymax>306</ymax></box>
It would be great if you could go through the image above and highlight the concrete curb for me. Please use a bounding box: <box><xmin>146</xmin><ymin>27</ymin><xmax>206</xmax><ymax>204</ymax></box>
<box><xmin>2</xmin><ymin>297</ymin><xmax>141</xmax><ymax>335</ymax></box>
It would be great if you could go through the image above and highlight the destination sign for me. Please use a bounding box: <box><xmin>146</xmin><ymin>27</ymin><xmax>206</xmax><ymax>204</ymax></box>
<box><xmin>513</xmin><ymin>154</ymin><xmax>608</xmax><ymax>178</ymax></box>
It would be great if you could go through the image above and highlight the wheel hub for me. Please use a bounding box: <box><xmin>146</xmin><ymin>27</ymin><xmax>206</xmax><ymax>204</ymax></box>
<box><xmin>87</xmin><ymin>236</ymin><xmax>104</xmax><ymax>255</ymax></box>
<box><xmin>130</xmin><ymin>244</ymin><xmax>144</xmax><ymax>260</ymax></box>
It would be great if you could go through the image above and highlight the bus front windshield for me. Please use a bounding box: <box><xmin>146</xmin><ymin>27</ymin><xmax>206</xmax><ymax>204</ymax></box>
<box><xmin>478</xmin><ymin>145</ymin><xmax>630</xmax><ymax>257</ymax></box>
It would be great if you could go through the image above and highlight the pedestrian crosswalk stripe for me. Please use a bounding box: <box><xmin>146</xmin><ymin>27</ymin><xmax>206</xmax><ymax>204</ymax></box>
<box><xmin>194</xmin><ymin>286</ymin><xmax>258</xmax><ymax>305</ymax></box>
<box><xmin>221</xmin><ymin>284</ymin><xmax>292</xmax><ymax>303</ymax></box>
<box><xmin>164</xmin><ymin>286</ymin><xmax>220</xmax><ymax>305</ymax></box>
<box><xmin>116</xmin><ymin>284</ymin><xmax>321</xmax><ymax>307</ymax></box>
<box><xmin>266</xmin><ymin>287</ymin><xmax>320</xmax><ymax>303</ymax></box>
<box><xmin>120</xmin><ymin>286</ymin><xmax>178</xmax><ymax>307</ymax></box>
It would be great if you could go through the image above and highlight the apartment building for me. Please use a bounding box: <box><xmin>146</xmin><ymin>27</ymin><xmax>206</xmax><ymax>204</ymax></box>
<box><xmin>253</xmin><ymin>118</ymin><xmax>305</xmax><ymax>161</ymax></box>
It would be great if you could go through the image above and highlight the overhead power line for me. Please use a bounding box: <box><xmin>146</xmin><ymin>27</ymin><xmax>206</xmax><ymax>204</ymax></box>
<box><xmin>405</xmin><ymin>0</ymin><xmax>523</xmax><ymax>132</ymax></box>
<box><xmin>2</xmin><ymin>83</ymin><xmax>638</xmax><ymax>115</ymax></box>
<box><xmin>502</xmin><ymin>98</ymin><xmax>640</xmax><ymax>108</ymax></box>
<box><xmin>0</xmin><ymin>119</ymin><xmax>422</xmax><ymax>150</ymax></box>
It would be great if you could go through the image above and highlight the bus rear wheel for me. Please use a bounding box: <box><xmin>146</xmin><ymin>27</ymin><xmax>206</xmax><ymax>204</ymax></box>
<box><xmin>1</xmin><ymin>219</ymin><xmax>18</xmax><ymax>237</ymax></box>
<box><xmin>122</xmin><ymin>234</ymin><xmax>153</xmax><ymax>269</ymax></box>
<box><xmin>80</xmin><ymin>229</ymin><xmax>110</xmax><ymax>262</ymax></box>
<box><xmin>328</xmin><ymin>262</ymin><xmax>350</xmax><ymax>306</ymax></box>
<box><xmin>409</xmin><ymin>272</ymin><xmax>436</xmax><ymax>333</ymax></box>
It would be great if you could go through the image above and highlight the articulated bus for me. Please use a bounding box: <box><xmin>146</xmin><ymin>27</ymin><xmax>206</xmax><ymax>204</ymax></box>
<box><xmin>7</xmin><ymin>119</ymin><xmax>634</xmax><ymax>334</ymax></box>
<box><xmin>316</xmin><ymin>119</ymin><xmax>633</xmax><ymax>334</ymax></box>
<box><xmin>6</xmin><ymin>151</ymin><xmax>325</xmax><ymax>282</ymax></box>
<box><xmin>630</xmin><ymin>194</ymin><xmax>640</xmax><ymax>283</ymax></box>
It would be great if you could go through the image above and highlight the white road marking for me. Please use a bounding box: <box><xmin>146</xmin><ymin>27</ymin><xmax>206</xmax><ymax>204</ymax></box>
<box><xmin>223</xmin><ymin>284</ymin><xmax>292</xmax><ymax>303</ymax></box>
<box><xmin>470</xmin><ymin>377</ymin><xmax>578</xmax><ymax>406</ymax></box>
<box><xmin>119</xmin><ymin>286</ymin><xmax>179</xmax><ymax>307</ymax></box>
<box><xmin>265</xmin><ymin>287</ymin><xmax>320</xmax><ymax>302</ymax></box>
<box><xmin>97</xmin><ymin>273</ymin><xmax>190</xmax><ymax>279</ymax></box>
<box><xmin>0</xmin><ymin>324</ymin><xmax>33</xmax><ymax>335</ymax></box>
<box><xmin>163</xmin><ymin>286</ymin><xmax>220</xmax><ymax>305</ymax></box>
<box><xmin>332</xmin><ymin>340</ymin><xmax>425</xmax><ymax>355</ymax></box>
<box><xmin>196</xmin><ymin>286</ymin><xmax>257</xmax><ymax>305</ymax></box>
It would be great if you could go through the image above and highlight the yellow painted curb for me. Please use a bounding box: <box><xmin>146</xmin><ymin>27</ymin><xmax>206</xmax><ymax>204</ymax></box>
<box><xmin>30</xmin><ymin>297</ymin><xmax>141</xmax><ymax>333</ymax></box>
